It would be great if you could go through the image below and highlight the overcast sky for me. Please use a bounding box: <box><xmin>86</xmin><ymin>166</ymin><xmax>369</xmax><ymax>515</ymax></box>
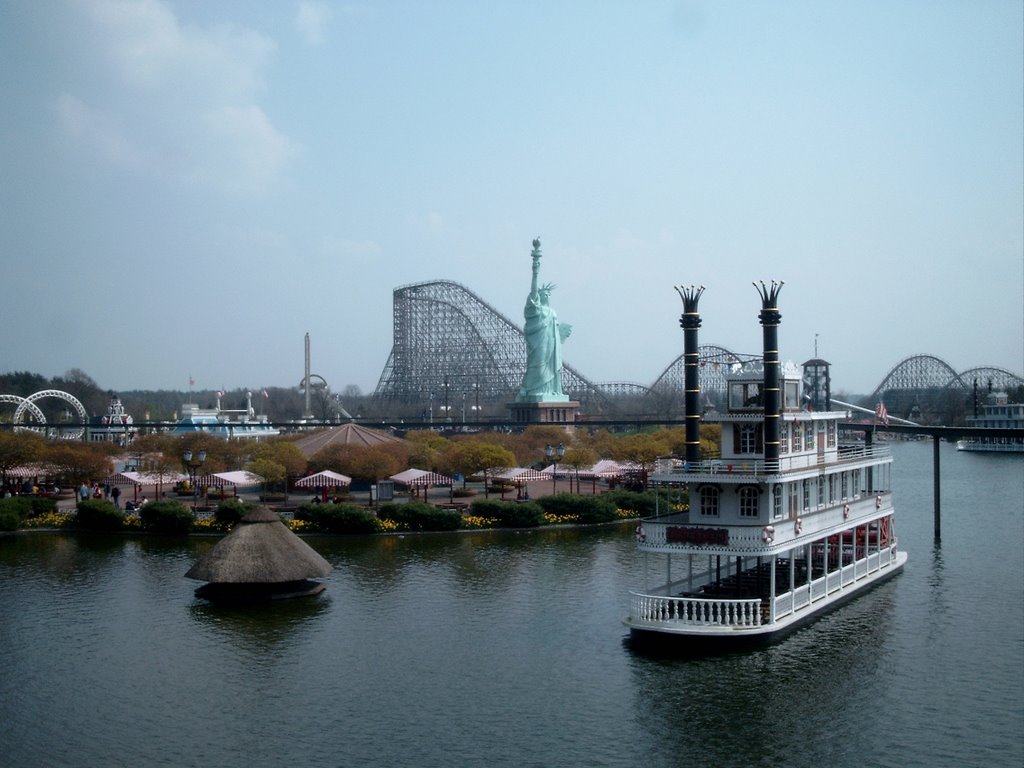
<box><xmin>1</xmin><ymin>0</ymin><xmax>1021</xmax><ymax>398</ymax></box>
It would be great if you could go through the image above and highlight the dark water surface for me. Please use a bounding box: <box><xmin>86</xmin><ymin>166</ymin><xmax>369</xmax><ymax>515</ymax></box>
<box><xmin>2</xmin><ymin>443</ymin><xmax>1021</xmax><ymax>767</ymax></box>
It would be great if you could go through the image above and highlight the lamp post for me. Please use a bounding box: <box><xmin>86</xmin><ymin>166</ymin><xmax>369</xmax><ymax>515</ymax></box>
<box><xmin>545</xmin><ymin>443</ymin><xmax>565</xmax><ymax>495</ymax></box>
<box><xmin>182</xmin><ymin>448</ymin><xmax>207</xmax><ymax>512</ymax></box>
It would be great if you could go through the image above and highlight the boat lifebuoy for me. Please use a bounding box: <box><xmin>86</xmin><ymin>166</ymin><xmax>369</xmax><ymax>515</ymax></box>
<box><xmin>762</xmin><ymin>525</ymin><xmax>775</xmax><ymax>544</ymax></box>
<box><xmin>843</xmin><ymin>504</ymin><xmax>850</xmax><ymax>519</ymax></box>
<box><xmin>875</xmin><ymin>495</ymin><xmax>882</xmax><ymax>509</ymax></box>
<box><xmin>794</xmin><ymin>517</ymin><xmax>803</xmax><ymax>535</ymax></box>
<box><xmin>635</xmin><ymin>525</ymin><xmax>646</xmax><ymax>543</ymax></box>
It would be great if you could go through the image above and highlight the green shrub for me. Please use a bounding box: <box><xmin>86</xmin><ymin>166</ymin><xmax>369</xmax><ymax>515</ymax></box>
<box><xmin>26</xmin><ymin>497</ymin><xmax>58</xmax><ymax>517</ymax></box>
<box><xmin>0</xmin><ymin>507</ymin><xmax>21</xmax><ymax>531</ymax></box>
<box><xmin>75</xmin><ymin>499</ymin><xmax>124</xmax><ymax>531</ymax></box>
<box><xmin>470</xmin><ymin>498</ymin><xmax>544</xmax><ymax>528</ymax></box>
<box><xmin>139</xmin><ymin>501</ymin><xmax>195</xmax><ymax>535</ymax></box>
<box><xmin>378</xmin><ymin>501</ymin><xmax>462</xmax><ymax>532</ymax></box>
<box><xmin>295</xmin><ymin>502</ymin><xmax>380</xmax><ymax>534</ymax></box>
<box><xmin>537</xmin><ymin>493</ymin><xmax>618</xmax><ymax>524</ymax></box>
<box><xmin>215</xmin><ymin>498</ymin><xmax>255</xmax><ymax>527</ymax></box>
<box><xmin>0</xmin><ymin>496</ymin><xmax>33</xmax><ymax>521</ymax></box>
<box><xmin>605</xmin><ymin>489</ymin><xmax>663</xmax><ymax>517</ymax></box>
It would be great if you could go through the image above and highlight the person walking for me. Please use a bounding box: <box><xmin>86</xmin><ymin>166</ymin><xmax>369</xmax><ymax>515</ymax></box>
<box><xmin>111</xmin><ymin>485</ymin><xmax>121</xmax><ymax>509</ymax></box>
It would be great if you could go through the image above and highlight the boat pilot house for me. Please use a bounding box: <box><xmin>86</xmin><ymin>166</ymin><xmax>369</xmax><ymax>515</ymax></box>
<box><xmin>625</xmin><ymin>283</ymin><xmax>906</xmax><ymax>648</ymax></box>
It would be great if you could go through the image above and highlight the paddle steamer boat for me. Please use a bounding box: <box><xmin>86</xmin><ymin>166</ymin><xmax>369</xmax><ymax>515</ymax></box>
<box><xmin>625</xmin><ymin>282</ymin><xmax>907</xmax><ymax>649</ymax></box>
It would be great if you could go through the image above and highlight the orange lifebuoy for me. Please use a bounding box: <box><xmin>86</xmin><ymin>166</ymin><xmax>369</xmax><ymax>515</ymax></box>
<box><xmin>843</xmin><ymin>504</ymin><xmax>850</xmax><ymax>519</ymax></box>
<box><xmin>762</xmin><ymin>525</ymin><xmax>775</xmax><ymax>544</ymax></box>
<box><xmin>794</xmin><ymin>517</ymin><xmax>803</xmax><ymax>535</ymax></box>
<box><xmin>635</xmin><ymin>525</ymin><xmax>646</xmax><ymax>543</ymax></box>
<box><xmin>875</xmin><ymin>495</ymin><xmax>882</xmax><ymax>509</ymax></box>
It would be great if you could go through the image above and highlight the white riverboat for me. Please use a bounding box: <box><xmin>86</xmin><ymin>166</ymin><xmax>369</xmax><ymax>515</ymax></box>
<box><xmin>956</xmin><ymin>391</ymin><xmax>1024</xmax><ymax>453</ymax></box>
<box><xmin>624</xmin><ymin>282</ymin><xmax>907</xmax><ymax>650</ymax></box>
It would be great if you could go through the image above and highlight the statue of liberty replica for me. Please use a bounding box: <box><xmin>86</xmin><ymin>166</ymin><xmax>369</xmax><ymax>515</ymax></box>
<box><xmin>512</xmin><ymin>238</ymin><xmax>578</xmax><ymax>423</ymax></box>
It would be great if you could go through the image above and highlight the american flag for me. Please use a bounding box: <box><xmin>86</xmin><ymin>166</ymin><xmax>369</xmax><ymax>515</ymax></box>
<box><xmin>875</xmin><ymin>401</ymin><xmax>890</xmax><ymax>427</ymax></box>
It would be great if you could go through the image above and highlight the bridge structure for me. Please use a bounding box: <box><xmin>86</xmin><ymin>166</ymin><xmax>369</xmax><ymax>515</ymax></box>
<box><xmin>372</xmin><ymin>280</ymin><xmax>1022</xmax><ymax>420</ymax></box>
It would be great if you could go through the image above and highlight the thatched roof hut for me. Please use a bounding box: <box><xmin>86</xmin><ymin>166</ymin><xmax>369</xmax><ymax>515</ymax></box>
<box><xmin>186</xmin><ymin>507</ymin><xmax>332</xmax><ymax>602</ymax></box>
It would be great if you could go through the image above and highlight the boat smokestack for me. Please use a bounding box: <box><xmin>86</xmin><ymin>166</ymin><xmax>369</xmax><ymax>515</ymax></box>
<box><xmin>675</xmin><ymin>285</ymin><xmax>705</xmax><ymax>465</ymax></box>
<box><xmin>755</xmin><ymin>280</ymin><xmax>784</xmax><ymax>463</ymax></box>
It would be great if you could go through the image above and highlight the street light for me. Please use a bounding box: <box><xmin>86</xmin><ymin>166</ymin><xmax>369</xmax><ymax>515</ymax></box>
<box><xmin>182</xmin><ymin>448</ymin><xmax>207</xmax><ymax>511</ymax></box>
<box><xmin>545</xmin><ymin>443</ymin><xmax>565</xmax><ymax>494</ymax></box>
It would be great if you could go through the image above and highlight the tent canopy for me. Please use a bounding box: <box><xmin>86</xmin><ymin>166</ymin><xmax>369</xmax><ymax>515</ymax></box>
<box><xmin>389</xmin><ymin>468</ymin><xmax>452</xmax><ymax>487</ymax></box>
<box><xmin>104</xmin><ymin>470</ymin><xmax>188</xmax><ymax>486</ymax></box>
<box><xmin>577</xmin><ymin>459</ymin><xmax>633</xmax><ymax>478</ymax></box>
<box><xmin>493</xmin><ymin>467</ymin><xmax>547</xmax><ymax>483</ymax></box>
<box><xmin>199</xmin><ymin>470</ymin><xmax>264</xmax><ymax>488</ymax></box>
<box><xmin>295</xmin><ymin>470</ymin><xmax>352</xmax><ymax>488</ymax></box>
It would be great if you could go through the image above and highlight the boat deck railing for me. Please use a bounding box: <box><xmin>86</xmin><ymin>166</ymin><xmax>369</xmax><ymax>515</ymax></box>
<box><xmin>628</xmin><ymin>544</ymin><xmax>901</xmax><ymax>631</ymax></box>
<box><xmin>651</xmin><ymin>444</ymin><xmax>892</xmax><ymax>480</ymax></box>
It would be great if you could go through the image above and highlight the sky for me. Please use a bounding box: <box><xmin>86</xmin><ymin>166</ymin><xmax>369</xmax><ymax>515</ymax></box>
<box><xmin>1</xmin><ymin>0</ymin><xmax>1021</xmax><ymax>399</ymax></box>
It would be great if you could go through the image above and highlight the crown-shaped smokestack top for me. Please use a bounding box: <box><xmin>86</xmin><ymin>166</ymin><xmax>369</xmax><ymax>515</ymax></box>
<box><xmin>755</xmin><ymin>280</ymin><xmax>784</xmax><ymax>326</ymax></box>
<box><xmin>755</xmin><ymin>280</ymin><xmax>784</xmax><ymax>463</ymax></box>
<box><xmin>675</xmin><ymin>284</ymin><xmax>705</xmax><ymax>327</ymax></box>
<box><xmin>675</xmin><ymin>284</ymin><xmax>705</xmax><ymax>464</ymax></box>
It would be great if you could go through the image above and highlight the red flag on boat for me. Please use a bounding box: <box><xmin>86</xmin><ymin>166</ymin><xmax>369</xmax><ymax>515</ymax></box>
<box><xmin>875</xmin><ymin>402</ymin><xmax>890</xmax><ymax>427</ymax></box>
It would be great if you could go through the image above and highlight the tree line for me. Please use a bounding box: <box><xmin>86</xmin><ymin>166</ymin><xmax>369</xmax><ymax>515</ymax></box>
<box><xmin>0</xmin><ymin>422</ymin><xmax>723</xmax><ymax>495</ymax></box>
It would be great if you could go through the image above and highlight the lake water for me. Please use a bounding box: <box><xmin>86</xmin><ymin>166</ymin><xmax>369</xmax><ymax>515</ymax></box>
<box><xmin>1</xmin><ymin>442</ymin><xmax>1021</xmax><ymax>767</ymax></box>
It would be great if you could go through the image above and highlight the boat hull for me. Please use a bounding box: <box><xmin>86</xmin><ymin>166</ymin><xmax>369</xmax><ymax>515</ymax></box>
<box><xmin>625</xmin><ymin>551</ymin><xmax>906</xmax><ymax>654</ymax></box>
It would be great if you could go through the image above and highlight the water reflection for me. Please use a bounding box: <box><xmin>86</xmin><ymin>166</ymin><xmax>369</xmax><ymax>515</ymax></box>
<box><xmin>189</xmin><ymin>594</ymin><xmax>331</xmax><ymax>651</ymax></box>
<box><xmin>627</xmin><ymin>581</ymin><xmax>900</xmax><ymax>767</ymax></box>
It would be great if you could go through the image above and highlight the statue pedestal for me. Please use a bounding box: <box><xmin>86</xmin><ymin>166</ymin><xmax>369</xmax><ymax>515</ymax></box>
<box><xmin>509</xmin><ymin>400</ymin><xmax>580</xmax><ymax>425</ymax></box>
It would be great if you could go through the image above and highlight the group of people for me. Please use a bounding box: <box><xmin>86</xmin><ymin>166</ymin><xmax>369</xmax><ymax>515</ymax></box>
<box><xmin>2</xmin><ymin>479</ymin><xmax>61</xmax><ymax>498</ymax></box>
<box><xmin>77</xmin><ymin>481</ymin><xmax>148</xmax><ymax>510</ymax></box>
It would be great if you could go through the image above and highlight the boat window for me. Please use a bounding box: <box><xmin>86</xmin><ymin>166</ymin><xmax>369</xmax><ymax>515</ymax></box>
<box><xmin>779</xmin><ymin>424</ymin><xmax>789</xmax><ymax>454</ymax></box>
<box><xmin>789</xmin><ymin>482</ymin><xmax>799</xmax><ymax>516</ymax></box>
<box><xmin>736</xmin><ymin>424</ymin><xmax>760</xmax><ymax>454</ymax></box>
<box><xmin>729</xmin><ymin>382</ymin><xmax>763</xmax><ymax>410</ymax></box>
<box><xmin>841</xmin><ymin>472</ymin><xmax>848</xmax><ymax>500</ymax></box>
<box><xmin>785</xmin><ymin>381</ymin><xmax>800</xmax><ymax>409</ymax></box>
<box><xmin>804</xmin><ymin>423</ymin><xmax>815</xmax><ymax>450</ymax></box>
<box><xmin>773</xmin><ymin>485</ymin><xmax>784</xmax><ymax>519</ymax></box>
<box><xmin>827</xmin><ymin>422</ymin><xmax>836</xmax><ymax>448</ymax></box>
<box><xmin>853</xmin><ymin>469</ymin><xmax>861</xmax><ymax>498</ymax></box>
<box><xmin>699</xmin><ymin>486</ymin><xmax>720</xmax><ymax>517</ymax></box>
<box><xmin>791</xmin><ymin>425</ymin><xmax>801</xmax><ymax>452</ymax></box>
<box><xmin>817</xmin><ymin>476</ymin><xmax>825</xmax><ymax>507</ymax></box>
<box><xmin>828</xmin><ymin>475</ymin><xmax>836</xmax><ymax>505</ymax></box>
<box><xmin>739</xmin><ymin>487</ymin><xmax>759</xmax><ymax>518</ymax></box>
<box><xmin>802</xmin><ymin>480</ymin><xmax>810</xmax><ymax>511</ymax></box>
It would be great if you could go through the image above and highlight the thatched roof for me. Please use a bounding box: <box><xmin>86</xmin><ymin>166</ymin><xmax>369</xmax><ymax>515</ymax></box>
<box><xmin>293</xmin><ymin>423</ymin><xmax>404</xmax><ymax>457</ymax></box>
<box><xmin>185</xmin><ymin>507</ymin><xmax>332</xmax><ymax>584</ymax></box>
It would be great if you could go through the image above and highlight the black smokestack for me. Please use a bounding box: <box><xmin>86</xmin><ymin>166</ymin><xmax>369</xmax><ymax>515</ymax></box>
<box><xmin>675</xmin><ymin>285</ymin><xmax>704</xmax><ymax>464</ymax></box>
<box><xmin>755</xmin><ymin>280</ymin><xmax>784</xmax><ymax>463</ymax></box>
